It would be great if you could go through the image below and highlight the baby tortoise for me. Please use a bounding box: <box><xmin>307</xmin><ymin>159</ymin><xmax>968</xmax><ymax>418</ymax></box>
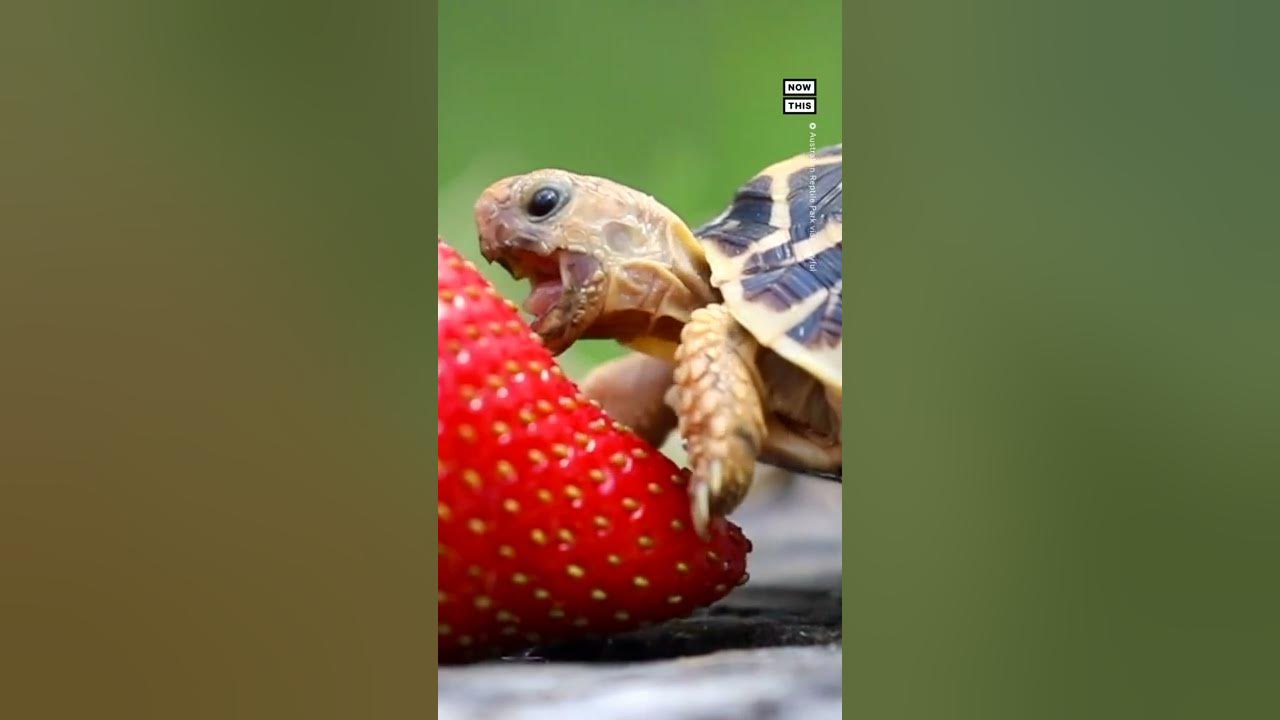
<box><xmin>475</xmin><ymin>146</ymin><xmax>842</xmax><ymax>534</ymax></box>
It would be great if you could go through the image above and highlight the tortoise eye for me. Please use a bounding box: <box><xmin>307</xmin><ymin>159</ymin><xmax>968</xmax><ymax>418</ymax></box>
<box><xmin>526</xmin><ymin>187</ymin><xmax>562</xmax><ymax>219</ymax></box>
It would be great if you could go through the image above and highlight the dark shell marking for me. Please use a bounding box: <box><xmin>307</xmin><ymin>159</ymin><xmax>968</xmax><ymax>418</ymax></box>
<box><xmin>740</xmin><ymin>246</ymin><xmax>840</xmax><ymax>310</ymax></box>
<box><xmin>787</xmin><ymin>280</ymin><xmax>842</xmax><ymax>347</ymax></box>
<box><xmin>787</xmin><ymin>159</ymin><xmax>842</xmax><ymax>247</ymax></box>
<box><xmin>694</xmin><ymin>175</ymin><xmax>776</xmax><ymax>256</ymax></box>
<box><xmin>696</xmin><ymin>146</ymin><xmax>843</xmax><ymax>349</ymax></box>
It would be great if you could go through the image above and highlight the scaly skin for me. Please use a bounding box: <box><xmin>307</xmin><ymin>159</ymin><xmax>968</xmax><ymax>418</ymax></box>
<box><xmin>673</xmin><ymin>304</ymin><xmax>767</xmax><ymax>535</ymax></box>
<box><xmin>474</xmin><ymin>169</ymin><xmax>715</xmax><ymax>357</ymax></box>
<box><xmin>475</xmin><ymin>171</ymin><xmax>782</xmax><ymax>532</ymax></box>
<box><xmin>581</xmin><ymin>353</ymin><xmax>677</xmax><ymax>449</ymax></box>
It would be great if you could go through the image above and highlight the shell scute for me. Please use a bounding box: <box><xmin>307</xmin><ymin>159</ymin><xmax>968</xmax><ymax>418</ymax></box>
<box><xmin>694</xmin><ymin>145</ymin><xmax>843</xmax><ymax>387</ymax></box>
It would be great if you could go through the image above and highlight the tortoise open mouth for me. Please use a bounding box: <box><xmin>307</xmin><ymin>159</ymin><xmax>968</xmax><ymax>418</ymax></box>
<box><xmin>491</xmin><ymin>246</ymin><xmax>563</xmax><ymax>317</ymax></box>
<box><xmin>482</xmin><ymin>243</ymin><xmax>605</xmax><ymax>353</ymax></box>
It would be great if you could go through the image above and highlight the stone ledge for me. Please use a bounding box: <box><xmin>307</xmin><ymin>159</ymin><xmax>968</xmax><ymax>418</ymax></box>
<box><xmin>439</xmin><ymin>645</ymin><xmax>842</xmax><ymax>720</ymax></box>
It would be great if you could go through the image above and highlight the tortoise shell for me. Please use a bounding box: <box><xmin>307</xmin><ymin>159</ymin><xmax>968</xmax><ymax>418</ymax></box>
<box><xmin>694</xmin><ymin>145</ymin><xmax>842</xmax><ymax>389</ymax></box>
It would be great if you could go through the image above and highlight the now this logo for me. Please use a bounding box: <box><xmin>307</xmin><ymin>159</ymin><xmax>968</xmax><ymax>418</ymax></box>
<box><xmin>782</xmin><ymin>78</ymin><xmax>817</xmax><ymax>115</ymax></box>
<box><xmin>783</xmin><ymin>79</ymin><xmax>816</xmax><ymax>95</ymax></box>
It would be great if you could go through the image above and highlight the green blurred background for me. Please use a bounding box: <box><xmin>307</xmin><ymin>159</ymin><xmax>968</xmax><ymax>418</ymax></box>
<box><xmin>846</xmin><ymin>1</ymin><xmax>1280</xmax><ymax>717</ymax></box>
<box><xmin>438</xmin><ymin>0</ymin><xmax>842</xmax><ymax>378</ymax></box>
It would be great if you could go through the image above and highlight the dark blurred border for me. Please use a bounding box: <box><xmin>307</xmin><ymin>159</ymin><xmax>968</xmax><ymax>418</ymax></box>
<box><xmin>427</xmin><ymin>0</ymin><xmax>441</xmax><ymax>685</ymax></box>
<box><xmin>428</xmin><ymin>0</ymin><xmax>442</xmax><ymax>691</ymax></box>
<box><xmin>1</xmin><ymin>0</ymin><xmax>439</xmax><ymax>716</ymax></box>
<box><xmin>844</xmin><ymin>2</ymin><xmax>1280</xmax><ymax>718</ymax></box>
<box><xmin>839</xmin><ymin>9</ymin><xmax>854</xmax><ymax>719</ymax></box>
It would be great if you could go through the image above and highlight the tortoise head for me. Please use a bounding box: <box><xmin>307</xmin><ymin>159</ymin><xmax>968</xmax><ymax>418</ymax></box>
<box><xmin>475</xmin><ymin>169</ymin><xmax>713</xmax><ymax>356</ymax></box>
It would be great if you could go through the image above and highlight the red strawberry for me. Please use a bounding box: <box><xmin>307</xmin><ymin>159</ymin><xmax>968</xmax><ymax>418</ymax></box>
<box><xmin>437</xmin><ymin>240</ymin><xmax>750</xmax><ymax>663</ymax></box>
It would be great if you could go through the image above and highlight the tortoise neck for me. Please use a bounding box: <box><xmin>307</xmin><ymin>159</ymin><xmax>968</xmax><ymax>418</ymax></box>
<box><xmin>583</xmin><ymin>200</ymin><xmax>719</xmax><ymax>363</ymax></box>
<box><xmin>666</xmin><ymin>219</ymin><xmax>717</xmax><ymax>306</ymax></box>
<box><xmin>624</xmin><ymin>223</ymin><xmax>719</xmax><ymax>363</ymax></box>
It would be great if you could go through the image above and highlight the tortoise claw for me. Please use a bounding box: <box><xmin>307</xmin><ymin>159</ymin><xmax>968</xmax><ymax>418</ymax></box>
<box><xmin>691</xmin><ymin>473</ymin><xmax>712</xmax><ymax>540</ymax></box>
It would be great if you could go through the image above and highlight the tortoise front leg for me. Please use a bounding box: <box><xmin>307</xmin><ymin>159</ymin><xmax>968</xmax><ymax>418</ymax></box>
<box><xmin>580</xmin><ymin>352</ymin><xmax>677</xmax><ymax>449</ymax></box>
<box><xmin>673</xmin><ymin>304</ymin><xmax>768</xmax><ymax>536</ymax></box>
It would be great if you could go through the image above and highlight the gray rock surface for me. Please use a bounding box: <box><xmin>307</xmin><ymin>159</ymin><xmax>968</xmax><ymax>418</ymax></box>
<box><xmin>438</xmin><ymin>645</ymin><xmax>841</xmax><ymax>720</ymax></box>
<box><xmin>439</xmin><ymin>475</ymin><xmax>842</xmax><ymax>720</ymax></box>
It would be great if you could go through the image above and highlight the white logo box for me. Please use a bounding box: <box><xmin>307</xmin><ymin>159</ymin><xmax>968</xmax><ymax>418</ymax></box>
<box><xmin>782</xmin><ymin>79</ymin><xmax>817</xmax><ymax>95</ymax></box>
<box><xmin>783</xmin><ymin>97</ymin><xmax>817</xmax><ymax>115</ymax></box>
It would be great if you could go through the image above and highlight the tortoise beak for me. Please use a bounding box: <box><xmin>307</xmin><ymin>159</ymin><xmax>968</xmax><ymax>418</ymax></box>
<box><xmin>529</xmin><ymin>252</ymin><xmax>605</xmax><ymax>354</ymax></box>
<box><xmin>474</xmin><ymin>188</ymin><xmax>606</xmax><ymax>353</ymax></box>
<box><xmin>482</xmin><ymin>244</ymin><xmax>605</xmax><ymax>355</ymax></box>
